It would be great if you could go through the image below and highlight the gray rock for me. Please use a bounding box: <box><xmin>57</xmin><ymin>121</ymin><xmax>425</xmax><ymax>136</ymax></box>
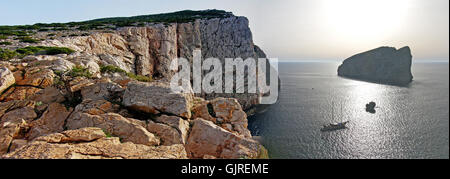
<box><xmin>338</xmin><ymin>46</ymin><xmax>413</xmax><ymax>86</ymax></box>
<box><xmin>0</xmin><ymin>67</ymin><xmax>15</xmax><ymax>94</ymax></box>
<box><xmin>51</xmin><ymin>58</ymin><xmax>75</xmax><ymax>72</ymax></box>
<box><xmin>185</xmin><ymin>118</ymin><xmax>260</xmax><ymax>159</ymax></box>
<box><xmin>42</xmin><ymin>15</ymin><xmax>270</xmax><ymax>111</ymax></box>
<box><xmin>122</xmin><ymin>81</ymin><xmax>193</xmax><ymax>118</ymax></box>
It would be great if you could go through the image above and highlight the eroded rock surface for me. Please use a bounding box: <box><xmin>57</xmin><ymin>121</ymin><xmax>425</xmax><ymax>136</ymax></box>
<box><xmin>0</xmin><ymin>12</ymin><xmax>268</xmax><ymax>159</ymax></box>
<box><xmin>3</xmin><ymin>127</ymin><xmax>187</xmax><ymax>159</ymax></box>
<box><xmin>66</xmin><ymin>111</ymin><xmax>160</xmax><ymax>146</ymax></box>
<box><xmin>147</xmin><ymin>115</ymin><xmax>190</xmax><ymax>145</ymax></box>
<box><xmin>185</xmin><ymin>119</ymin><xmax>260</xmax><ymax>159</ymax></box>
<box><xmin>123</xmin><ymin>81</ymin><xmax>193</xmax><ymax>118</ymax></box>
<box><xmin>0</xmin><ymin>67</ymin><xmax>15</xmax><ymax>94</ymax></box>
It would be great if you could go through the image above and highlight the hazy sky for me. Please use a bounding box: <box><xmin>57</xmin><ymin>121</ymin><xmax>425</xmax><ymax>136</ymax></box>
<box><xmin>1</xmin><ymin>0</ymin><xmax>448</xmax><ymax>60</ymax></box>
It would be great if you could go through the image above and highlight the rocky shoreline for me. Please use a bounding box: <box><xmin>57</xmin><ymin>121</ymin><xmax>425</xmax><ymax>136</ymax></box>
<box><xmin>0</xmin><ymin>10</ymin><xmax>269</xmax><ymax>159</ymax></box>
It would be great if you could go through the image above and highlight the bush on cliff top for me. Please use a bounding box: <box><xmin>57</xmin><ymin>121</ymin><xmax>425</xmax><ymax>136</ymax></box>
<box><xmin>68</xmin><ymin>66</ymin><xmax>92</xmax><ymax>78</ymax></box>
<box><xmin>100</xmin><ymin>65</ymin><xmax>152</xmax><ymax>82</ymax></box>
<box><xmin>15</xmin><ymin>46</ymin><xmax>75</xmax><ymax>56</ymax></box>
<box><xmin>0</xmin><ymin>49</ymin><xmax>19</xmax><ymax>61</ymax></box>
<box><xmin>17</xmin><ymin>36</ymin><xmax>41</xmax><ymax>43</ymax></box>
<box><xmin>0</xmin><ymin>42</ymin><xmax>12</xmax><ymax>45</ymax></box>
<box><xmin>0</xmin><ymin>46</ymin><xmax>75</xmax><ymax>60</ymax></box>
<box><xmin>0</xmin><ymin>9</ymin><xmax>233</xmax><ymax>32</ymax></box>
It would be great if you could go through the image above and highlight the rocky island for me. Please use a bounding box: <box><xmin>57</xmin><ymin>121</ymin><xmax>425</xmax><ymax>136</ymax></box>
<box><xmin>338</xmin><ymin>46</ymin><xmax>413</xmax><ymax>86</ymax></box>
<box><xmin>0</xmin><ymin>10</ymin><xmax>269</xmax><ymax>159</ymax></box>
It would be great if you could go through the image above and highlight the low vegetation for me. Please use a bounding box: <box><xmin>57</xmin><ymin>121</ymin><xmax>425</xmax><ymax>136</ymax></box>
<box><xmin>0</xmin><ymin>42</ymin><xmax>12</xmax><ymax>45</ymax></box>
<box><xmin>68</xmin><ymin>66</ymin><xmax>92</xmax><ymax>78</ymax></box>
<box><xmin>100</xmin><ymin>65</ymin><xmax>152</xmax><ymax>82</ymax></box>
<box><xmin>0</xmin><ymin>46</ymin><xmax>75</xmax><ymax>60</ymax></box>
<box><xmin>0</xmin><ymin>10</ymin><xmax>232</xmax><ymax>35</ymax></box>
<box><xmin>0</xmin><ymin>48</ymin><xmax>18</xmax><ymax>61</ymax></box>
<box><xmin>18</xmin><ymin>36</ymin><xmax>41</xmax><ymax>43</ymax></box>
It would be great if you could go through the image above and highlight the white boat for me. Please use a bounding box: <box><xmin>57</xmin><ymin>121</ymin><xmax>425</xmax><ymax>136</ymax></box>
<box><xmin>321</xmin><ymin>102</ymin><xmax>349</xmax><ymax>132</ymax></box>
<box><xmin>321</xmin><ymin>121</ymin><xmax>349</xmax><ymax>132</ymax></box>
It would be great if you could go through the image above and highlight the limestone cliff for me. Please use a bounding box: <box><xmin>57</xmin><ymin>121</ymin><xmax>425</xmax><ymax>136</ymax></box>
<box><xmin>338</xmin><ymin>46</ymin><xmax>413</xmax><ymax>86</ymax></box>
<box><xmin>0</xmin><ymin>10</ymin><xmax>269</xmax><ymax>159</ymax></box>
<box><xmin>39</xmin><ymin>16</ymin><xmax>265</xmax><ymax>111</ymax></box>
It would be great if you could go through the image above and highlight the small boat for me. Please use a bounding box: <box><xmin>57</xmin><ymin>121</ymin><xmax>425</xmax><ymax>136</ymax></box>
<box><xmin>321</xmin><ymin>121</ymin><xmax>349</xmax><ymax>132</ymax></box>
<box><xmin>321</xmin><ymin>102</ymin><xmax>349</xmax><ymax>132</ymax></box>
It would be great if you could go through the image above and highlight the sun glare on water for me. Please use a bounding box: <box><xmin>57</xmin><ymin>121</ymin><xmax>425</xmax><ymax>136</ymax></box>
<box><xmin>318</xmin><ymin>0</ymin><xmax>413</xmax><ymax>44</ymax></box>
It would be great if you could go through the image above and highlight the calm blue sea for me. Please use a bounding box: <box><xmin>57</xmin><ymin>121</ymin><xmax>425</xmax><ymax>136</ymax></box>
<box><xmin>248</xmin><ymin>61</ymin><xmax>449</xmax><ymax>159</ymax></box>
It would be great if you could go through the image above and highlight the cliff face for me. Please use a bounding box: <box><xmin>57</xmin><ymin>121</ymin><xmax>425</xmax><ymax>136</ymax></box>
<box><xmin>338</xmin><ymin>46</ymin><xmax>413</xmax><ymax>86</ymax></box>
<box><xmin>0</xmin><ymin>11</ymin><xmax>269</xmax><ymax>159</ymax></box>
<box><xmin>40</xmin><ymin>16</ymin><xmax>264</xmax><ymax>110</ymax></box>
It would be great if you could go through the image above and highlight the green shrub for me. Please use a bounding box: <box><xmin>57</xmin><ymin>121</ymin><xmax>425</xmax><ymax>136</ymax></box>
<box><xmin>126</xmin><ymin>73</ymin><xmax>153</xmax><ymax>82</ymax></box>
<box><xmin>38</xmin><ymin>28</ymin><xmax>50</xmax><ymax>32</ymax></box>
<box><xmin>100</xmin><ymin>65</ymin><xmax>127</xmax><ymax>74</ymax></box>
<box><xmin>0</xmin><ymin>30</ymin><xmax>28</xmax><ymax>37</ymax></box>
<box><xmin>68</xmin><ymin>66</ymin><xmax>92</xmax><ymax>78</ymax></box>
<box><xmin>44</xmin><ymin>47</ymin><xmax>75</xmax><ymax>55</ymax></box>
<box><xmin>0</xmin><ymin>48</ymin><xmax>19</xmax><ymax>60</ymax></box>
<box><xmin>18</xmin><ymin>36</ymin><xmax>41</xmax><ymax>43</ymax></box>
<box><xmin>103</xmin><ymin>130</ymin><xmax>114</xmax><ymax>138</ymax></box>
<box><xmin>54</xmin><ymin>27</ymin><xmax>69</xmax><ymax>31</ymax></box>
<box><xmin>15</xmin><ymin>46</ymin><xmax>75</xmax><ymax>55</ymax></box>
<box><xmin>0</xmin><ymin>42</ymin><xmax>12</xmax><ymax>45</ymax></box>
<box><xmin>100</xmin><ymin>65</ymin><xmax>152</xmax><ymax>82</ymax></box>
<box><xmin>0</xmin><ymin>35</ymin><xmax>7</xmax><ymax>39</ymax></box>
<box><xmin>1</xmin><ymin>46</ymin><xmax>75</xmax><ymax>60</ymax></box>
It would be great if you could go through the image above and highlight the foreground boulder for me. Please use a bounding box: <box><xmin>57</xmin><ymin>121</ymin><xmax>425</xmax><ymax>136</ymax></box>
<box><xmin>210</xmin><ymin>98</ymin><xmax>252</xmax><ymax>138</ymax></box>
<box><xmin>338</xmin><ymin>46</ymin><xmax>413</xmax><ymax>86</ymax></box>
<box><xmin>66</xmin><ymin>112</ymin><xmax>160</xmax><ymax>146</ymax></box>
<box><xmin>185</xmin><ymin>119</ymin><xmax>260</xmax><ymax>159</ymax></box>
<box><xmin>27</xmin><ymin>103</ymin><xmax>73</xmax><ymax>140</ymax></box>
<box><xmin>146</xmin><ymin>115</ymin><xmax>190</xmax><ymax>146</ymax></box>
<box><xmin>191</xmin><ymin>97</ymin><xmax>252</xmax><ymax>138</ymax></box>
<box><xmin>0</xmin><ymin>119</ymin><xmax>29</xmax><ymax>155</ymax></box>
<box><xmin>122</xmin><ymin>81</ymin><xmax>193</xmax><ymax>118</ymax></box>
<box><xmin>3</xmin><ymin>127</ymin><xmax>187</xmax><ymax>159</ymax></box>
<box><xmin>0</xmin><ymin>67</ymin><xmax>15</xmax><ymax>95</ymax></box>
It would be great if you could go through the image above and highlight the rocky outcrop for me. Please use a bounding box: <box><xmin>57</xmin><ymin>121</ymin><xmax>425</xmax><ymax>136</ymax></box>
<box><xmin>185</xmin><ymin>119</ymin><xmax>260</xmax><ymax>159</ymax></box>
<box><xmin>3</xmin><ymin>127</ymin><xmax>187</xmax><ymax>159</ymax></box>
<box><xmin>16</xmin><ymin>68</ymin><xmax>55</xmax><ymax>88</ymax></box>
<box><xmin>80</xmin><ymin>79</ymin><xmax>125</xmax><ymax>102</ymax></box>
<box><xmin>39</xmin><ymin>16</ymin><xmax>267</xmax><ymax>111</ymax></box>
<box><xmin>147</xmin><ymin>115</ymin><xmax>189</xmax><ymax>146</ymax></box>
<box><xmin>338</xmin><ymin>46</ymin><xmax>413</xmax><ymax>86</ymax></box>
<box><xmin>0</xmin><ymin>118</ymin><xmax>29</xmax><ymax>154</ymax></box>
<box><xmin>0</xmin><ymin>100</ymin><xmax>36</xmax><ymax>154</ymax></box>
<box><xmin>27</xmin><ymin>103</ymin><xmax>73</xmax><ymax>140</ymax></box>
<box><xmin>66</xmin><ymin>102</ymin><xmax>160</xmax><ymax>146</ymax></box>
<box><xmin>0</xmin><ymin>67</ymin><xmax>15</xmax><ymax>95</ymax></box>
<box><xmin>0</xmin><ymin>11</ymin><xmax>268</xmax><ymax>159</ymax></box>
<box><xmin>191</xmin><ymin>97</ymin><xmax>252</xmax><ymax>138</ymax></box>
<box><xmin>122</xmin><ymin>81</ymin><xmax>193</xmax><ymax>118</ymax></box>
<box><xmin>28</xmin><ymin>87</ymin><xmax>65</xmax><ymax>105</ymax></box>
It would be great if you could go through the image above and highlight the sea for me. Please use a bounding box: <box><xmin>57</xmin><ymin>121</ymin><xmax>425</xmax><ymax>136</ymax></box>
<box><xmin>248</xmin><ymin>60</ymin><xmax>449</xmax><ymax>159</ymax></box>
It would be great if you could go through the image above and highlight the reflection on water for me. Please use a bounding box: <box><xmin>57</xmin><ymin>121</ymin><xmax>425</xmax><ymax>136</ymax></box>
<box><xmin>248</xmin><ymin>62</ymin><xmax>449</xmax><ymax>159</ymax></box>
